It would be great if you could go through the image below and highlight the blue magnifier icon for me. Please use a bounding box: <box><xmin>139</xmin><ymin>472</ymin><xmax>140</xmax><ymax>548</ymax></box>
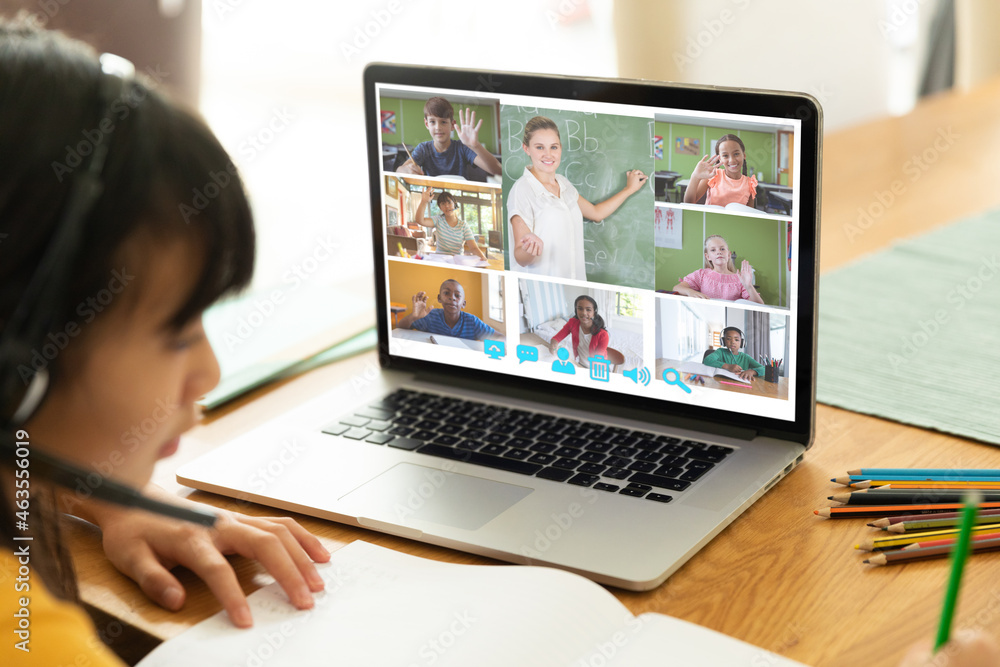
<box><xmin>662</xmin><ymin>368</ymin><xmax>692</xmax><ymax>393</ymax></box>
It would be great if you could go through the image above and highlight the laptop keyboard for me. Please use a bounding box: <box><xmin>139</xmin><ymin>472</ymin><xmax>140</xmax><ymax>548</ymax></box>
<box><xmin>320</xmin><ymin>389</ymin><xmax>734</xmax><ymax>503</ymax></box>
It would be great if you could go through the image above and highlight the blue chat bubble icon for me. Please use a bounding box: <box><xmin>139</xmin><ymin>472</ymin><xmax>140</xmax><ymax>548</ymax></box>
<box><xmin>516</xmin><ymin>345</ymin><xmax>539</xmax><ymax>364</ymax></box>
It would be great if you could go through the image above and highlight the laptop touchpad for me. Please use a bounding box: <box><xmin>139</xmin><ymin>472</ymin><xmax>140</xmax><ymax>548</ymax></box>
<box><xmin>338</xmin><ymin>463</ymin><xmax>533</xmax><ymax>531</ymax></box>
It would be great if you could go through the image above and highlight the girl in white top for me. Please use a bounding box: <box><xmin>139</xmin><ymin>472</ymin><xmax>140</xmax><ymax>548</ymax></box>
<box><xmin>507</xmin><ymin>116</ymin><xmax>648</xmax><ymax>280</ymax></box>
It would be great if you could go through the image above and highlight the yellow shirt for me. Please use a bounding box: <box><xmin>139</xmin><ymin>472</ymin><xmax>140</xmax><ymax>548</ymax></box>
<box><xmin>1</xmin><ymin>547</ymin><xmax>124</xmax><ymax>666</ymax></box>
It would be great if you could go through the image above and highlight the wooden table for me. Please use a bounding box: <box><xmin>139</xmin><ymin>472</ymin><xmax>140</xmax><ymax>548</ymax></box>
<box><xmin>70</xmin><ymin>77</ymin><xmax>1000</xmax><ymax>666</ymax></box>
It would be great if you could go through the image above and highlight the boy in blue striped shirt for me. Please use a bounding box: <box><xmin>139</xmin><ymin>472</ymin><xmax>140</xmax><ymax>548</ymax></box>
<box><xmin>398</xmin><ymin>279</ymin><xmax>495</xmax><ymax>340</ymax></box>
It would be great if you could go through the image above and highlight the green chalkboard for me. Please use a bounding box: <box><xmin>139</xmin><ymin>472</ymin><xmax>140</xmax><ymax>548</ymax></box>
<box><xmin>500</xmin><ymin>106</ymin><xmax>656</xmax><ymax>290</ymax></box>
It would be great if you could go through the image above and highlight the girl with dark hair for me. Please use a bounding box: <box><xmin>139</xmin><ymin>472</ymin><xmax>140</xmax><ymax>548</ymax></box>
<box><xmin>683</xmin><ymin>133</ymin><xmax>757</xmax><ymax>208</ymax></box>
<box><xmin>414</xmin><ymin>186</ymin><xmax>486</xmax><ymax>259</ymax></box>
<box><xmin>548</xmin><ymin>295</ymin><xmax>609</xmax><ymax>368</ymax></box>
<box><xmin>0</xmin><ymin>18</ymin><xmax>328</xmax><ymax>664</ymax></box>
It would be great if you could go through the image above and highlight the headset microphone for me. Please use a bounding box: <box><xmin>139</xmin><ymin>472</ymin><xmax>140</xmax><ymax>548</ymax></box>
<box><xmin>2</xmin><ymin>431</ymin><xmax>216</xmax><ymax>526</ymax></box>
<box><xmin>0</xmin><ymin>53</ymin><xmax>215</xmax><ymax>528</ymax></box>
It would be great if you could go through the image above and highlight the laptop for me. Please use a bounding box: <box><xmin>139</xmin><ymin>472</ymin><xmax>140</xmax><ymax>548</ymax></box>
<box><xmin>177</xmin><ymin>64</ymin><xmax>821</xmax><ymax>591</ymax></box>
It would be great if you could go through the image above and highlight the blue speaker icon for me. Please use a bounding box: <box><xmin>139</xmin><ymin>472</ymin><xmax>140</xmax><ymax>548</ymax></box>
<box><xmin>623</xmin><ymin>366</ymin><xmax>651</xmax><ymax>386</ymax></box>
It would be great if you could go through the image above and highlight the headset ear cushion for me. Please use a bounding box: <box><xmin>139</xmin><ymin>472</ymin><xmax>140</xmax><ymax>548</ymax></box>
<box><xmin>10</xmin><ymin>368</ymin><xmax>49</xmax><ymax>426</ymax></box>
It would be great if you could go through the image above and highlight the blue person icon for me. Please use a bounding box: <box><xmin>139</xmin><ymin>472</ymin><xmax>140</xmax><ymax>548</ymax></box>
<box><xmin>551</xmin><ymin>347</ymin><xmax>576</xmax><ymax>375</ymax></box>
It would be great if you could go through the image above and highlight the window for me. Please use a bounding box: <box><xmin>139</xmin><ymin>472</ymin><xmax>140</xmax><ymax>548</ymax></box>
<box><xmin>616</xmin><ymin>292</ymin><xmax>641</xmax><ymax>318</ymax></box>
<box><xmin>488</xmin><ymin>274</ymin><xmax>504</xmax><ymax>323</ymax></box>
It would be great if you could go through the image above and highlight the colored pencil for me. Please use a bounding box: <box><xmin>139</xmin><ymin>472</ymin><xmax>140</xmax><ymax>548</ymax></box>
<box><xmin>855</xmin><ymin>524</ymin><xmax>1000</xmax><ymax>551</ymax></box>
<box><xmin>849</xmin><ymin>468</ymin><xmax>1000</xmax><ymax>477</ymax></box>
<box><xmin>864</xmin><ymin>537</ymin><xmax>1000</xmax><ymax>566</ymax></box>
<box><xmin>876</xmin><ymin>482</ymin><xmax>1000</xmax><ymax>490</ymax></box>
<box><xmin>884</xmin><ymin>515</ymin><xmax>1000</xmax><ymax>533</ymax></box>
<box><xmin>718</xmin><ymin>380</ymin><xmax>750</xmax><ymax>388</ymax></box>
<box><xmin>830</xmin><ymin>491</ymin><xmax>1000</xmax><ymax>505</ymax></box>
<box><xmin>814</xmin><ymin>502</ymin><xmax>1000</xmax><ymax>518</ymax></box>
<box><xmin>900</xmin><ymin>531</ymin><xmax>1000</xmax><ymax>551</ymax></box>
<box><xmin>833</xmin><ymin>475</ymin><xmax>1000</xmax><ymax>485</ymax></box>
<box><xmin>868</xmin><ymin>507</ymin><xmax>1000</xmax><ymax>528</ymax></box>
<box><xmin>935</xmin><ymin>493</ymin><xmax>980</xmax><ymax>651</ymax></box>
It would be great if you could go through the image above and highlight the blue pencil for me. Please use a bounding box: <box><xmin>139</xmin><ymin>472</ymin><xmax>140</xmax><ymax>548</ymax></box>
<box><xmin>849</xmin><ymin>469</ymin><xmax>1000</xmax><ymax>477</ymax></box>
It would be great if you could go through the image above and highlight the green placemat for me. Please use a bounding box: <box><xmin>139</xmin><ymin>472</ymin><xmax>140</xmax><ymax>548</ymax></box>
<box><xmin>817</xmin><ymin>210</ymin><xmax>1000</xmax><ymax>444</ymax></box>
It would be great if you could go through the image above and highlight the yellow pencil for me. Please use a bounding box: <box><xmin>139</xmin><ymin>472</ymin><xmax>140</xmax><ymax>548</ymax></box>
<box><xmin>855</xmin><ymin>523</ymin><xmax>1000</xmax><ymax>551</ymax></box>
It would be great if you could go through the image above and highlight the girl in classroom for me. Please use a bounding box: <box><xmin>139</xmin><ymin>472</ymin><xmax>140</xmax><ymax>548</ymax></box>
<box><xmin>414</xmin><ymin>187</ymin><xmax>486</xmax><ymax>260</ymax></box>
<box><xmin>683</xmin><ymin>133</ymin><xmax>757</xmax><ymax>209</ymax></box>
<box><xmin>1</xmin><ymin>19</ymin><xmax>328</xmax><ymax>665</ymax></box>
<box><xmin>507</xmin><ymin>116</ymin><xmax>647</xmax><ymax>280</ymax></box>
<box><xmin>548</xmin><ymin>295</ymin><xmax>609</xmax><ymax>368</ymax></box>
<box><xmin>672</xmin><ymin>235</ymin><xmax>765</xmax><ymax>304</ymax></box>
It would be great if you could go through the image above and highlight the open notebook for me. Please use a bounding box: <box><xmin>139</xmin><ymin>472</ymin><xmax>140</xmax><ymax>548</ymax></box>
<box><xmin>137</xmin><ymin>541</ymin><xmax>807</xmax><ymax>666</ymax></box>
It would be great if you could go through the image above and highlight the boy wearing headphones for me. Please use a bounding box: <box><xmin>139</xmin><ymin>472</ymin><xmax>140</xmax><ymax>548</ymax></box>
<box><xmin>703</xmin><ymin>327</ymin><xmax>765</xmax><ymax>381</ymax></box>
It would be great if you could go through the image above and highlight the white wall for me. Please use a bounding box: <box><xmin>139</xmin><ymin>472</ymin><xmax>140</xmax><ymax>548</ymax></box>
<box><xmin>614</xmin><ymin>0</ymin><xmax>944</xmax><ymax>132</ymax></box>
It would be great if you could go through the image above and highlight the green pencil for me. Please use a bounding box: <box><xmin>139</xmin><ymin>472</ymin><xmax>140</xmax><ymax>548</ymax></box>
<box><xmin>934</xmin><ymin>491</ymin><xmax>981</xmax><ymax>651</ymax></box>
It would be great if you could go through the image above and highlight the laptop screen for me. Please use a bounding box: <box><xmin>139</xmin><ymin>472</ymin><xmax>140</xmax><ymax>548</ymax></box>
<box><xmin>365</xmin><ymin>66</ymin><xmax>819</xmax><ymax>436</ymax></box>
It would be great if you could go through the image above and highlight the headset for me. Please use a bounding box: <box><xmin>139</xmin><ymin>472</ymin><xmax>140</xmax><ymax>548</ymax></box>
<box><xmin>0</xmin><ymin>53</ymin><xmax>215</xmax><ymax>527</ymax></box>
<box><xmin>721</xmin><ymin>326</ymin><xmax>746</xmax><ymax>349</ymax></box>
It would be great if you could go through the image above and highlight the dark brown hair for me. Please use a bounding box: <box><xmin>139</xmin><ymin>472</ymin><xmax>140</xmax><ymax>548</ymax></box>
<box><xmin>0</xmin><ymin>16</ymin><xmax>255</xmax><ymax>598</ymax></box>
<box><xmin>423</xmin><ymin>96</ymin><xmax>454</xmax><ymax>120</ymax></box>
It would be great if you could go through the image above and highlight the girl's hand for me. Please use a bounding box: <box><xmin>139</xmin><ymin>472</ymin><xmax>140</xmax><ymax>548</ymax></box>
<box><xmin>455</xmin><ymin>108</ymin><xmax>483</xmax><ymax>148</ymax></box>
<box><xmin>624</xmin><ymin>169</ymin><xmax>648</xmax><ymax>194</ymax></box>
<box><xmin>519</xmin><ymin>232</ymin><xmax>544</xmax><ymax>257</ymax></box>
<box><xmin>898</xmin><ymin>630</ymin><xmax>1000</xmax><ymax>666</ymax></box>
<box><xmin>691</xmin><ymin>154</ymin><xmax>720</xmax><ymax>181</ymax></box>
<box><xmin>421</xmin><ymin>186</ymin><xmax>435</xmax><ymax>203</ymax></box>
<box><xmin>737</xmin><ymin>369</ymin><xmax>757</xmax><ymax>381</ymax></box>
<box><xmin>738</xmin><ymin>260</ymin><xmax>755</xmax><ymax>288</ymax></box>
<box><xmin>93</xmin><ymin>489</ymin><xmax>330</xmax><ymax>628</ymax></box>
<box><xmin>691</xmin><ymin>155</ymin><xmax>720</xmax><ymax>181</ymax></box>
<box><xmin>548</xmin><ymin>341</ymin><xmax>558</xmax><ymax>356</ymax></box>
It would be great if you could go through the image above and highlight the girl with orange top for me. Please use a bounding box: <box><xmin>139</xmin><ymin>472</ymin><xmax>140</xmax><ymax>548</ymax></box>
<box><xmin>683</xmin><ymin>134</ymin><xmax>757</xmax><ymax>208</ymax></box>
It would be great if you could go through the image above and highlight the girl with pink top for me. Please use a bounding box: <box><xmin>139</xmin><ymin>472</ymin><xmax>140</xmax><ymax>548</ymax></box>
<box><xmin>672</xmin><ymin>235</ymin><xmax>764</xmax><ymax>304</ymax></box>
<box><xmin>683</xmin><ymin>134</ymin><xmax>757</xmax><ymax>208</ymax></box>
